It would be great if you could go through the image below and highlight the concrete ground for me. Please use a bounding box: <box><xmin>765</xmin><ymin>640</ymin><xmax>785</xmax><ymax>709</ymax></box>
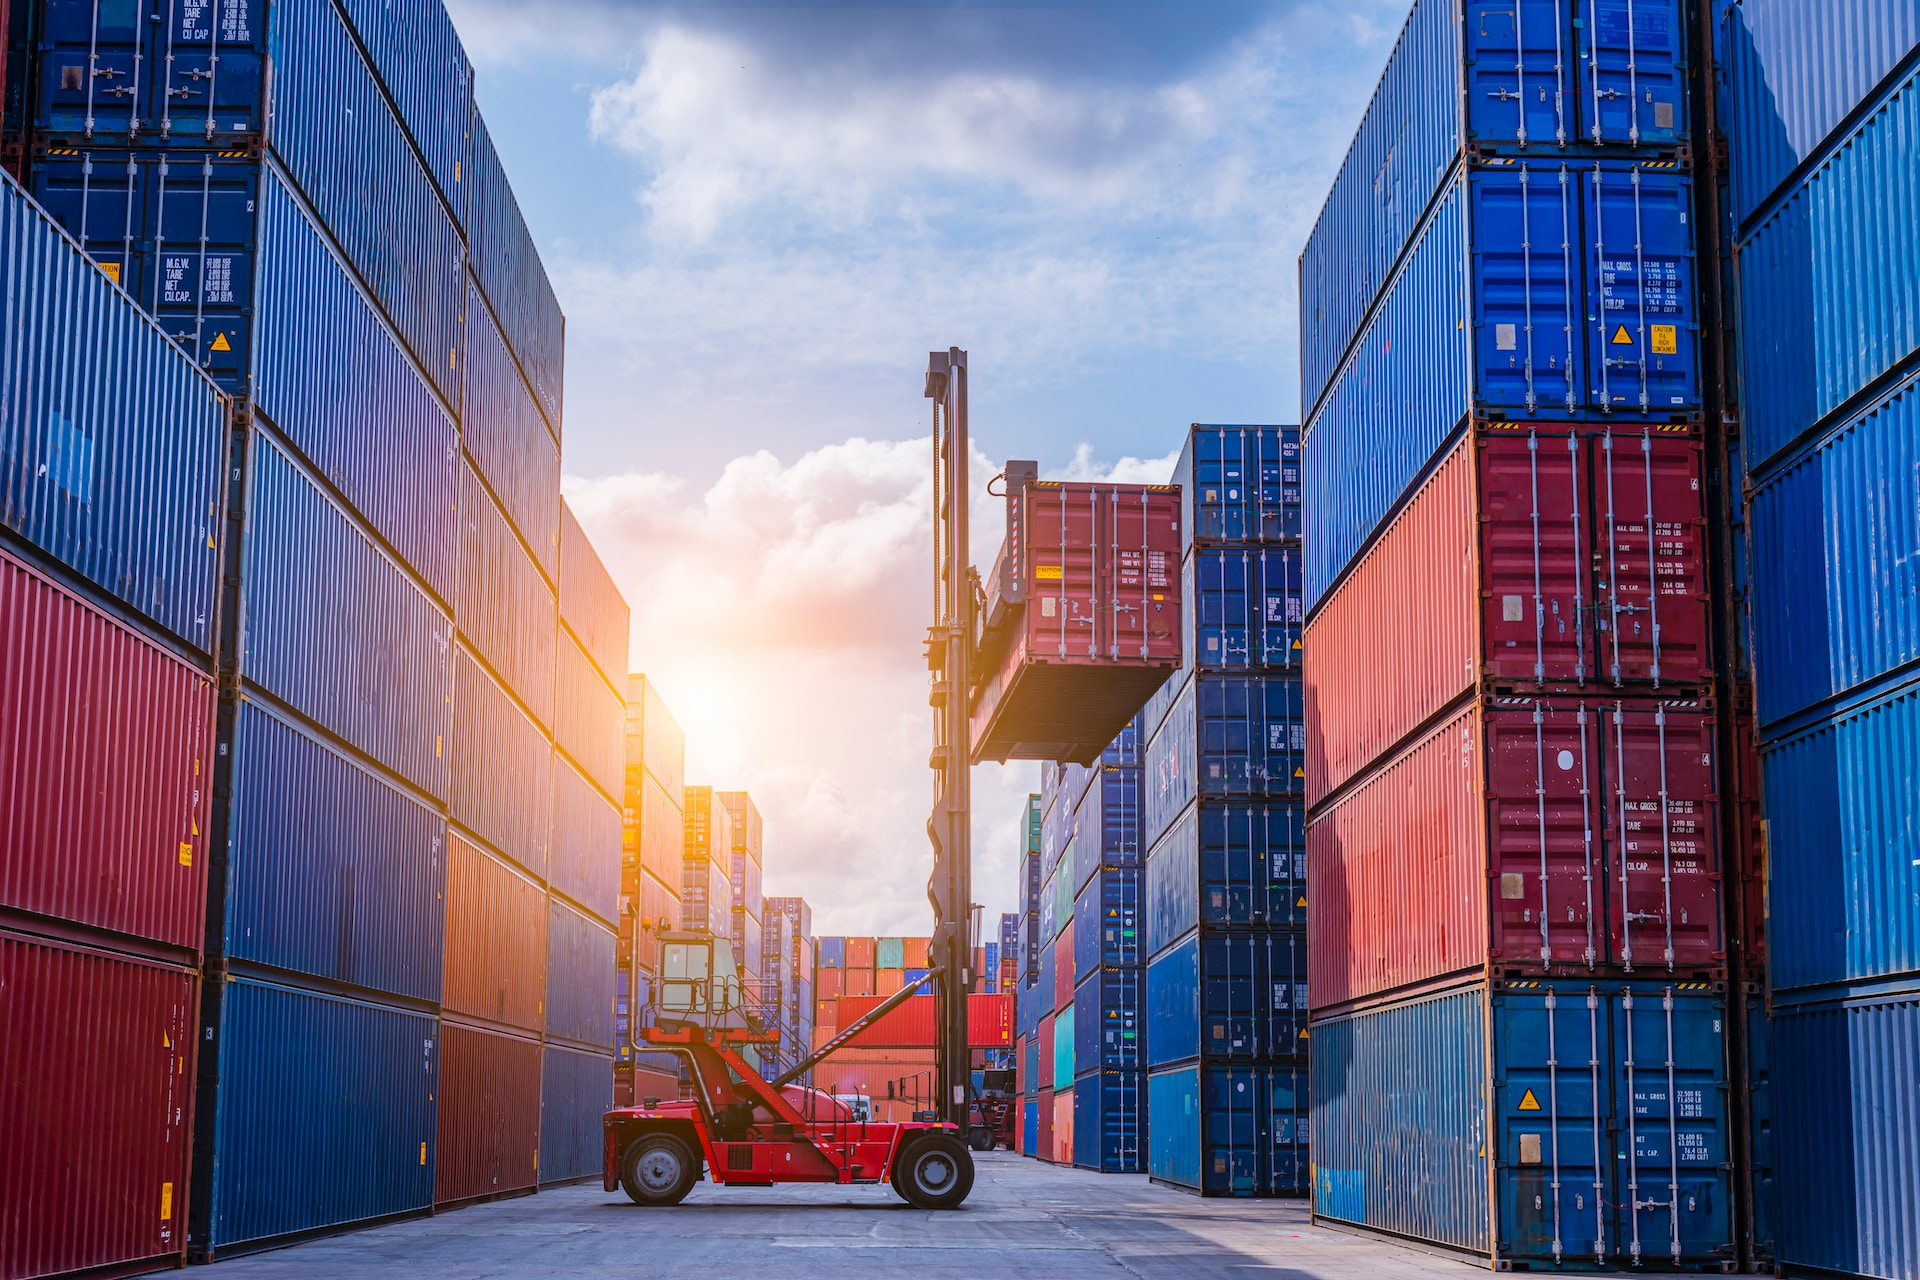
<box><xmin>197</xmin><ymin>1151</ymin><xmax>1509</xmax><ymax>1280</ymax></box>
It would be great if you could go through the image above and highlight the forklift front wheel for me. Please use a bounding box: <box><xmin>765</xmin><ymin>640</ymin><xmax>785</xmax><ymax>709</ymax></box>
<box><xmin>896</xmin><ymin>1134</ymin><xmax>975</xmax><ymax>1210</ymax></box>
<box><xmin>966</xmin><ymin>1126</ymin><xmax>995</xmax><ymax>1153</ymax></box>
<box><xmin>620</xmin><ymin>1134</ymin><xmax>697</xmax><ymax>1206</ymax></box>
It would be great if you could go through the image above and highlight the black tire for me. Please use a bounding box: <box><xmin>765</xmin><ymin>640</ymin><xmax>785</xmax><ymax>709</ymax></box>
<box><xmin>967</xmin><ymin>1126</ymin><xmax>994</xmax><ymax>1153</ymax></box>
<box><xmin>620</xmin><ymin>1134</ymin><xmax>697</xmax><ymax>1206</ymax></box>
<box><xmin>895</xmin><ymin>1133</ymin><xmax>974</xmax><ymax>1210</ymax></box>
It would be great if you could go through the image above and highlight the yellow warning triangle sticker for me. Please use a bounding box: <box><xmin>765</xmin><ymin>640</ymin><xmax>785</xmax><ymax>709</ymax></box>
<box><xmin>1610</xmin><ymin>324</ymin><xmax>1633</xmax><ymax>346</ymax></box>
<box><xmin>1292</xmin><ymin>639</ymin><xmax>1302</xmax><ymax>649</ymax></box>
<box><xmin>209</xmin><ymin>332</ymin><xmax>232</xmax><ymax>352</ymax></box>
<box><xmin>1519</xmin><ymin>1089</ymin><xmax>1542</xmax><ymax>1111</ymax></box>
<box><xmin>1296</xmin><ymin>896</ymin><xmax>1308</xmax><ymax>908</ymax></box>
<box><xmin>1294</xmin><ymin>767</ymin><xmax>1305</xmax><ymax>777</ymax></box>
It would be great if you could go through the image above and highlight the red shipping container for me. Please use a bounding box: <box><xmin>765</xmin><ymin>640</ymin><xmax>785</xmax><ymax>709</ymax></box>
<box><xmin>904</xmin><ymin>937</ymin><xmax>931</xmax><ymax>969</ymax></box>
<box><xmin>1307</xmin><ymin>696</ymin><xmax>1725</xmax><ymax>1013</ymax></box>
<box><xmin>845</xmin><ymin>936</ymin><xmax>876</xmax><ymax>969</ymax></box>
<box><xmin>827</xmin><ymin>994</ymin><xmax>1013</xmax><ymax>1048</ymax></box>
<box><xmin>816</xmin><ymin>968</ymin><xmax>844</xmax><ymax>999</ymax></box>
<box><xmin>1</xmin><ymin>546</ymin><xmax>214</xmax><ymax>952</ymax></box>
<box><xmin>444</xmin><ymin>835</ymin><xmax>548</xmax><ymax>1031</ymax></box>
<box><xmin>844</xmin><ymin>968</ymin><xmax>875</xmax><ymax>998</ymax></box>
<box><xmin>0</xmin><ymin>929</ymin><xmax>197</xmax><ymax>1279</ymax></box>
<box><xmin>1053</xmin><ymin>926</ymin><xmax>1074</xmax><ymax>1012</ymax></box>
<box><xmin>1014</xmin><ymin>1032</ymin><xmax>1027</xmax><ymax>1096</ymax></box>
<box><xmin>1051</xmin><ymin>1090</ymin><xmax>1073</xmax><ymax>1165</ymax></box>
<box><xmin>1305</xmin><ymin>429</ymin><xmax>1710</xmax><ymax>809</ymax></box>
<box><xmin>810</xmin><ymin>1055</ymin><xmax>938</xmax><ymax>1110</ymax></box>
<box><xmin>972</xmin><ymin>480</ymin><xmax>1183</xmax><ymax>765</ymax></box>
<box><xmin>435</xmin><ymin>1021</ymin><xmax>542</xmax><ymax>1205</ymax></box>
<box><xmin>1037</xmin><ymin>1085</ymin><xmax>1055</xmax><ymax>1160</ymax></box>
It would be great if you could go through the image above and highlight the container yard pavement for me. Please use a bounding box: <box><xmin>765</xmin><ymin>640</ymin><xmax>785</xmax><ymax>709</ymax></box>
<box><xmin>197</xmin><ymin>1152</ymin><xmax>1518</xmax><ymax>1280</ymax></box>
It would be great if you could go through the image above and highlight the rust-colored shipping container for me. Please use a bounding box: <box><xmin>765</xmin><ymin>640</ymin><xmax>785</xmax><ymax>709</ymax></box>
<box><xmin>845</xmin><ymin>936</ymin><xmax>876</xmax><ymax>969</ymax></box>
<box><xmin>972</xmin><ymin>480</ymin><xmax>1183</xmax><ymax>765</ymax></box>
<box><xmin>626</xmin><ymin>867</ymin><xmax>679</xmax><ymax>976</ymax></box>
<box><xmin>1305</xmin><ymin>429</ymin><xmax>1710</xmax><ymax>809</ymax></box>
<box><xmin>843</xmin><ymin>968</ymin><xmax>875</xmax><ymax>998</ymax></box>
<box><xmin>0</xmin><ymin>929</ymin><xmax>197</xmax><ymax>1279</ymax></box>
<box><xmin>1053</xmin><ymin>927</ymin><xmax>1074</xmax><ymax>1012</ymax></box>
<box><xmin>903</xmin><ymin>937</ymin><xmax>931</xmax><ymax>969</ymax></box>
<box><xmin>1307</xmin><ymin>696</ymin><xmax>1725</xmax><ymax>1014</ymax></box>
<box><xmin>1037</xmin><ymin>1085</ymin><xmax>1055</xmax><ymax>1160</ymax></box>
<box><xmin>632</xmin><ymin>773</ymin><xmax>683</xmax><ymax>905</ymax></box>
<box><xmin>1051</xmin><ymin>1089</ymin><xmax>1073</xmax><ymax>1165</ymax></box>
<box><xmin>435</xmin><ymin>1021</ymin><xmax>543</xmax><ymax>1206</ymax></box>
<box><xmin>1</xmin><ymin>546</ymin><xmax>214</xmax><ymax>952</ymax></box>
<box><xmin>875</xmin><ymin>967</ymin><xmax>904</xmax><ymax>996</ymax></box>
<box><xmin>816</xmin><ymin>968</ymin><xmax>844</xmax><ymax>1000</ymax></box>
<box><xmin>444</xmin><ymin>835</ymin><xmax>548</xmax><ymax>1031</ymax></box>
<box><xmin>1014</xmin><ymin>1032</ymin><xmax>1027</xmax><ymax>1097</ymax></box>
<box><xmin>829</xmin><ymin>994</ymin><xmax>1014</xmax><ymax>1048</ymax></box>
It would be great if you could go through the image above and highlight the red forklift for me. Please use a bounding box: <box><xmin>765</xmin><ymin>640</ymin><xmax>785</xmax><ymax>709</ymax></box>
<box><xmin>603</xmin><ymin>930</ymin><xmax>975</xmax><ymax>1209</ymax></box>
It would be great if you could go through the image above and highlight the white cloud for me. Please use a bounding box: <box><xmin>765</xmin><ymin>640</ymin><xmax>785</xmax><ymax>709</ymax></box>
<box><xmin>1051</xmin><ymin>443</ymin><xmax>1182</xmax><ymax>485</ymax></box>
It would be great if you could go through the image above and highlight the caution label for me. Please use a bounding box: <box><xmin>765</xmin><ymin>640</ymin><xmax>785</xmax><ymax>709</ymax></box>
<box><xmin>209</xmin><ymin>332</ymin><xmax>232</xmax><ymax>353</ymax></box>
<box><xmin>1034</xmin><ymin>565</ymin><xmax>1064</xmax><ymax>581</ymax></box>
<box><xmin>178</xmin><ymin>842</ymin><xmax>193</xmax><ymax>867</ymax></box>
<box><xmin>1519</xmin><ymin>1088</ymin><xmax>1543</xmax><ymax>1112</ymax></box>
<box><xmin>1651</xmin><ymin>324</ymin><xmax>1677</xmax><ymax>354</ymax></box>
<box><xmin>100</xmin><ymin>261</ymin><xmax>122</xmax><ymax>285</ymax></box>
<box><xmin>1611</xmin><ymin>324</ymin><xmax>1634</xmax><ymax>346</ymax></box>
<box><xmin>161</xmin><ymin>1182</ymin><xmax>173</xmax><ymax>1220</ymax></box>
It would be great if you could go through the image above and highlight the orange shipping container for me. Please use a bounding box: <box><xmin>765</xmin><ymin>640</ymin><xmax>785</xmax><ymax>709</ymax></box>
<box><xmin>845</xmin><ymin>937</ymin><xmax>876</xmax><ymax>969</ymax></box>
<box><xmin>875</xmin><ymin>968</ymin><xmax>905</xmax><ymax>996</ymax></box>
<box><xmin>443</xmin><ymin>836</ymin><xmax>547</xmax><ymax>1031</ymax></box>
<box><xmin>902</xmin><ymin>937</ymin><xmax>931</xmax><ymax>969</ymax></box>
<box><xmin>844</xmin><ymin>969</ymin><xmax>874</xmax><ymax>998</ymax></box>
<box><xmin>831</xmin><ymin>994</ymin><xmax>1013</xmax><ymax>1048</ymax></box>
<box><xmin>1051</xmin><ymin>1091</ymin><xmax>1073</xmax><ymax>1164</ymax></box>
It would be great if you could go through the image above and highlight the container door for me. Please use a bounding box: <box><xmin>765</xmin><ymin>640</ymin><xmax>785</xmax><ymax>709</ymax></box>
<box><xmin>30</xmin><ymin>149</ymin><xmax>143</xmax><ymax>291</ymax></box>
<box><xmin>1263</xmin><ymin>933</ymin><xmax>1311</xmax><ymax>1058</ymax></box>
<box><xmin>1465</xmin><ymin>0</ymin><xmax>1577</xmax><ymax>149</ymax></box>
<box><xmin>157</xmin><ymin>0</ymin><xmax>269</xmax><ymax>143</ymax></box>
<box><xmin>1102</xmin><ymin>485</ymin><xmax>1180</xmax><ymax>662</ymax></box>
<box><xmin>1267</xmin><ymin>1065</ymin><xmax>1310</xmax><ymax>1194</ymax></box>
<box><xmin>1192</xmin><ymin>549</ymin><xmax>1255</xmax><ymax>670</ymax></box>
<box><xmin>1267</xmin><ymin>429</ymin><xmax>1303</xmax><ymax>543</ymax></box>
<box><xmin>1610</xmin><ymin>983</ymin><xmax>1731</xmax><ymax>1266</ymax></box>
<box><xmin>35</xmin><ymin>0</ymin><xmax>148</xmax><ymax>138</ymax></box>
<box><xmin>1479</xmin><ymin>430</ymin><xmax>1593</xmax><ymax>686</ymax></box>
<box><xmin>1254</xmin><ymin>547</ymin><xmax>1304</xmax><ymax>669</ymax></box>
<box><xmin>1025</xmin><ymin>483</ymin><xmax>1101</xmax><ymax>658</ymax></box>
<box><xmin>1494</xmin><ymin>982</ymin><xmax>1611</xmax><ymax>1264</ymax></box>
<box><xmin>1600</xmin><ymin>704</ymin><xmax>1723</xmax><ymax>973</ymax></box>
<box><xmin>1591</xmin><ymin>433</ymin><xmax>1709</xmax><ymax>687</ymax></box>
<box><xmin>1201</xmin><ymin>1066</ymin><xmax>1265</xmax><ymax>1195</ymax></box>
<box><xmin>1472</xmin><ymin>162</ymin><xmax>1584</xmax><ymax>415</ymax></box>
<box><xmin>1582</xmin><ymin>163</ymin><xmax>1699</xmax><ymax>416</ymax></box>
<box><xmin>1576</xmin><ymin>0</ymin><xmax>1687</xmax><ymax>149</ymax></box>
<box><xmin>1485</xmin><ymin>701</ymin><xmax>1607</xmax><ymax>968</ymax></box>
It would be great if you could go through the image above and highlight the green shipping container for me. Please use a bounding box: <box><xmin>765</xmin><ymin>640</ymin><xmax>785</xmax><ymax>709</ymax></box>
<box><xmin>1053</xmin><ymin>1005</ymin><xmax>1076</xmax><ymax>1090</ymax></box>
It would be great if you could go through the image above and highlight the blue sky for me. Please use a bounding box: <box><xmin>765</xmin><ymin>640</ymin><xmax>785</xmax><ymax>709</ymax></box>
<box><xmin>442</xmin><ymin>0</ymin><xmax>1410</xmax><ymax>933</ymax></box>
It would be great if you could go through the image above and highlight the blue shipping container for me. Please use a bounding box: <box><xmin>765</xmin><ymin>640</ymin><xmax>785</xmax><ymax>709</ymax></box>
<box><xmin>241</xmin><ymin>432</ymin><xmax>452</xmax><ymax>798</ymax></box>
<box><xmin>1766</xmin><ymin>985</ymin><xmax>1920</xmax><ymax>1280</ymax></box>
<box><xmin>456</xmin><ymin>461</ymin><xmax>557</xmax><ymax>729</ymax></box>
<box><xmin>1022</xmin><ymin>1099</ymin><xmax>1039</xmax><ymax>1153</ymax></box>
<box><xmin>1145</xmin><ymin>801</ymin><xmax>1308</xmax><ymax>956</ymax></box>
<box><xmin>1174</xmin><ymin>425</ymin><xmax>1302</xmax><ymax>547</ymax></box>
<box><xmin>1073</xmin><ymin>1070</ymin><xmax>1144</xmax><ymax>1173</ymax></box>
<box><xmin>463</xmin><ymin>277</ymin><xmax>560</xmax><ymax>579</ymax></box>
<box><xmin>1073</xmin><ymin>870</ymin><xmax>1142</xmax><ymax>977</ymax></box>
<box><xmin>330</xmin><ymin>0</ymin><xmax>473</xmax><ymax>220</ymax></box>
<box><xmin>1147</xmin><ymin>1063</ymin><xmax>1308</xmax><ymax>1196</ymax></box>
<box><xmin>1187</xmin><ymin>546</ymin><xmax>1304</xmax><ymax>673</ymax></box>
<box><xmin>1758</xmin><ymin>670</ymin><xmax>1920</xmax><ymax>995</ymax></box>
<box><xmin>0</xmin><ymin>169</ymin><xmax>226</xmax><ymax>652</ymax></box>
<box><xmin>1302</xmin><ymin>161</ymin><xmax>1701</xmax><ymax>608</ymax></box>
<box><xmin>1145</xmin><ymin>931</ymin><xmax>1309</xmax><ymax>1068</ymax></box>
<box><xmin>466</xmin><ymin>112</ymin><xmax>564</xmax><ymax>433</ymax></box>
<box><xmin>1073</xmin><ymin>967</ymin><xmax>1143</xmax><ymax>1072</ymax></box>
<box><xmin>202</xmin><ymin>976</ymin><xmax>436</xmax><ymax>1250</ymax></box>
<box><xmin>1748</xmin><ymin>369</ymin><xmax>1920</xmax><ymax>729</ymax></box>
<box><xmin>224</xmin><ymin>701</ymin><xmax>446</xmax><ymax>1003</ymax></box>
<box><xmin>1311</xmin><ymin>980</ymin><xmax>1732</xmax><ymax>1265</ymax></box>
<box><xmin>1143</xmin><ymin>673</ymin><xmax>1306</xmax><ymax>849</ymax></box>
<box><xmin>450</xmin><ymin>645</ymin><xmax>550</xmax><ymax>879</ymax></box>
<box><xmin>1299</xmin><ymin>0</ymin><xmax>1693</xmax><ymax>416</ymax></box>
<box><xmin>815</xmin><ymin>936</ymin><xmax>845</xmax><ymax>968</ymax></box>
<box><xmin>549</xmin><ymin>754</ymin><xmax>620</xmax><ymax>926</ymax></box>
<box><xmin>539</xmin><ymin>1044</ymin><xmax>613</xmax><ymax>1184</ymax></box>
<box><xmin>547</xmin><ymin>897</ymin><xmax>616</xmax><ymax>1049</ymax></box>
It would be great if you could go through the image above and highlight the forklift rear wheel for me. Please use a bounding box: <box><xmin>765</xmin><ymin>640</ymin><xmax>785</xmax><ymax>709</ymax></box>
<box><xmin>966</xmin><ymin>1126</ymin><xmax>995</xmax><ymax>1153</ymax></box>
<box><xmin>896</xmin><ymin>1134</ymin><xmax>975</xmax><ymax>1210</ymax></box>
<box><xmin>620</xmin><ymin>1134</ymin><xmax>697</xmax><ymax>1206</ymax></box>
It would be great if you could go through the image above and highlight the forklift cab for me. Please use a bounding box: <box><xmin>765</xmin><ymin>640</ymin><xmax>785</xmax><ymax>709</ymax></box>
<box><xmin>653</xmin><ymin>931</ymin><xmax>749</xmax><ymax>1034</ymax></box>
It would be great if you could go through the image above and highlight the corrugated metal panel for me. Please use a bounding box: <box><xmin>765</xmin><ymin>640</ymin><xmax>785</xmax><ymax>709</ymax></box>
<box><xmin>434</xmin><ymin>1021</ymin><xmax>541</xmax><ymax>1205</ymax></box>
<box><xmin>1073</xmin><ymin>869</ymin><xmax>1142</xmax><ymax>976</ymax></box>
<box><xmin>1070</xmin><ymin>765</ymin><xmax>1141</xmax><ymax>894</ymax></box>
<box><xmin>556</xmin><ymin>631</ymin><xmax>623</xmax><ymax>801</ymax></box>
<box><xmin>1147</xmin><ymin>1063</ymin><xmax>1306</xmax><ymax>1196</ymax></box>
<box><xmin>1037</xmin><ymin>1084</ymin><xmax>1055</xmax><ymax>1161</ymax></box>
<box><xmin>1737</xmin><ymin>65</ymin><xmax>1920</xmax><ymax>470</ymax></box>
<box><xmin>627</xmin><ymin>674</ymin><xmax>685</xmax><ymax>802</ymax></box>
<box><xmin>1749</xmin><ymin>369</ymin><xmax>1920</xmax><ymax>728</ymax></box>
<box><xmin>550</xmin><ymin>753</ymin><xmax>619</xmax><ymax>926</ymax></box>
<box><xmin>1072</xmin><ymin>1069</ymin><xmax>1144</xmax><ymax>1173</ymax></box>
<box><xmin>547</xmin><ymin>896</ymin><xmax>616</xmax><ymax>1049</ymax></box>
<box><xmin>457</xmin><ymin>460</ymin><xmax>555</xmax><ymax>728</ymax></box>
<box><xmin>1146</xmin><ymin>931</ymin><xmax>1309</xmax><ymax>1067</ymax></box>
<box><xmin>462</xmin><ymin>276</ymin><xmax>559</xmax><ymax>579</ymax></box>
<box><xmin>633</xmin><ymin>769</ymin><xmax>683</xmax><ymax>897</ymax></box>
<box><xmin>1073</xmin><ymin>967</ymin><xmax>1142</xmax><ymax>1072</ymax></box>
<box><xmin>0</xmin><ymin>545</ymin><xmax>213</xmax><ymax>950</ymax></box>
<box><xmin>1174</xmin><ymin>425</ymin><xmax>1303</xmax><ymax>547</ymax></box>
<box><xmin>0</xmin><ymin>169</ymin><xmax>226</xmax><ymax>652</ymax></box>
<box><xmin>226</xmin><ymin>700</ymin><xmax>446</xmax><ymax>1003</ymax></box>
<box><xmin>1144</xmin><ymin>801</ymin><xmax>1308</xmax><ymax>956</ymax></box>
<box><xmin>466</xmin><ymin>112</ymin><xmax>563</xmax><ymax>433</ymax></box>
<box><xmin>1723</xmin><ymin>0</ymin><xmax>1920</xmax><ymax>228</ymax></box>
<box><xmin>266</xmin><ymin>0</ymin><xmax>463</xmax><ymax>410</ymax></box>
<box><xmin>560</xmin><ymin>501</ymin><xmax>630</xmax><ymax>687</ymax></box>
<box><xmin>1142</xmin><ymin>673</ymin><xmax>1306</xmax><ymax>849</ymax></box>
<box><xmin>0</xmin><ymin>930</ymin><xmax>196</xmax><ymax>1280</ymax></box>
<box><xmin>205</xmin><ymin>976</ymin><xmax>436</xmax><ymax>1249</ymax></box>
<box><xmin>1760</xmin><ymin>672</ymin><xmax>1920</xmax><ymax>993</ymax></box>
<box><xmin>1769</xmin><ymin>987</ymin><xmax>1920</xmax><ymax>1280</ymax></box>
<box><xmin>450</xmin><ymin>644</ymin><xmax>549</xmax><ymax>878</ymax></box>
<box><xmin>1187</xmin><ymin>545</ymin><xmax>1304</xmax><ymax>673</ymax></box>
<box><xmin>240</xmin><ymin>432</ymin><xmax>453</xmax><ymax>799</ymax></box>
<box><xmin>539</xmin><ymin>1044</ymin><xmax>612</xmax><ymax>1184</ymax></box>
<box><xmin>252</xmin><ymin>162</ymin><xmax>459</xmax><ymax>603</ymax></box>
<box><xmin>442</xmin><ymin>834</ymin><xmax>546</xmax><ymax>1032</ymax></box>
<box><xmin>331</xmin><ymin>0</ymin><xmax>473</xmax><ymax>221</ymax></box>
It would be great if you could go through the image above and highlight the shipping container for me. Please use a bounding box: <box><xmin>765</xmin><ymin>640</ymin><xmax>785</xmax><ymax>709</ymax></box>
<box><xmin>1174</xmin><ymin>425</ymin><xmax>1302</xmax><ymax>547</ymax></box>
<box><xmin>1148</xmin><ymin>1063</ymin><xmax>1307</xmax><ymax>1197</ymax></box>
<box><xmin>876</xmin><ymin>936</ymin><xmax>905</xmax><ymax>969</ymax></box>
<box><xmin>549</xmin><ymin>753</ymin><xmax>619</xmax><ymax>925</ymax></box>
<box><xmin>1073</xmin><ymin>967</ymin><xmax>1143</xmax><ymax>1073</ymax></box>
<box><xmin>539</xmin><ymin>1044</ymin><xmax>613</xmax><ymax>1184</ymax></box>
<box><xmin>547</xmin><ymin>896</ymin><xmax>616</xmax><ymax>1049</ymax></box>
<box><xmin>1144</xmin><ymin>801</ymin><xmax>1308</xmax><ymax>953</ymax></box>
<box><xmin>730</xmin><ymin>852</ymin><xmax>764</xmax><ymax>924</ymax></box>
<box><xmin>456</xmin><ymin>460</ymin><xmax>556</xmax><ymax>730</ymax></box>
<box><xmin>1073</xmin><ymin>869</ymin><xmax>1142</xmax><ymax>975</ymax></box>
<box><xmin>1145</xmin><ymin>931</ymin><xmax>1309</xmax><ymax>1067</ymax></box>
<box><xmin>1053</xmin><ymin>925</ymin><xmax>1075</xmax><ymax>1010</ymax></box>
<box><xmin>466</xmin><ymin>111</ymin><xmax>563</xmax><ymax>433</ymax></box>
<box><xmin>1143</xmin><ymin>673</ymin><xmax>1306</xmax><ymax>847</ymax></box>
<box><xmin>816</xmin><ymin>936</ymin><xmax>846</xmax><ymax>969</ymax></box>
<box><xmin>1022</xmin><ymin>1099</ymin><xmax>1039</xmax><ymax>1155</ymax></box>
<box><xmin>1311</xmin><ymin>979</ymin><xmax>1733</xmax><ymax>1267</ymax></box>
<box><xmin>0</xmin><ymin>168</ymin><xmax>226</xmax><ymax>652</ymax></box>
<box><xmin>846</xmin><ymin>936</ymin><xmax>876</xmax><ymax>970</ymax></box>
<box><xmin>330</xmin><ymin>0</ymin><xmax>471</xmax><ymax>219</ymax></box>
<box><xmin>555</xmin><ymin>633</ymin><xmax>623</xmax><ymax>803</ymax></box>
<box><xmin>463</xmin><ymin>276</ymin><xmax>560</xmax><ymax>578</ymax></box>
<box><xmin>843</xmin><ymin>968</ymin><xmax>875</xmax><ymax>999</ymax></box>
<box><xmin>559</xmin><ymin>501</ymin><xmax>630</xmax><ymax>687</ymax></box>
<box><xmin>198</xmin><ymin>976</ymin><xmax>436</xmax><ymax>1252</ymax></box>
<box><xmin>1186</xmin><ymin>545</ymin><xmax>1303</xmax><ymax>675</ymax></box>
<box><xmin>1302</xmin><ymin>161</ymin><xmax>1702</xmax><ymax>609</ymax></box>
<box><xmin>451</xmin><ymin>645</ymin><xmax>550</xmax><ymax>879</ymax></box>
<box><xmin>632</xmin><ymin>770</ymin><xmax>683</xmax><ymax>900</ymax></box>
<box><xmin>1</xmin><ymin>544</ymin><xmax>214</xmax><ymax>951</ymax></box>
<box><xmin>1072</xmin><ymin>1069</ymin><xmax>1144</xmax><ymax>1173</ymax></box>
<box><xmin>0</xmin><ymin>930</ymin><xmax>197</xmax><ymax>1279</ymax></box>
<box><xmin>817</xmin><ymin>994</ymin><xmax>1013</xmax><ymax>1049</ymax></box>
<box><xmin>1051</xmin><ymin>1089</ymin><xmax>1074</xmax><ymax>1165</ymax></box>
<box><xmin>442</xmin><ymin>834</ymin><xmax>546</xmax><ymax>1032</ymax></box>
<box><xmin>241</xmin><ymin>431</ymin><xmax>452</xmax><ymax>799</ymax></box>
<box><xmin>1037</xmin><ymin>1085</ymin><xmax>1055</xmax><ymax>1160</ymax></box>
<box><xmin>626</xmin><ymin>675</ymin><xmax>685</xmax><ymax>803</ymax></box>
<box><xmin>972</xmin><ymin>480</ymin><xmax>1183</xmax><ymax>764</ymax></box>
<box><xmin>225</xmin><ymin>700</ymin><xmax>445</xmax><ymax>1002</ymax></box>
<box><xmin>434</xmin><ymin>1020</ymin><xmax>541</xmax><ymax>1206</ymax></box>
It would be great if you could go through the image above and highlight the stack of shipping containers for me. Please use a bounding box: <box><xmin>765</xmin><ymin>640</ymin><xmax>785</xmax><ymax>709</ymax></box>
<box><xmin>1142</xmin><ymin>425</ymin><xmax>1308</xmax><ymax>1197</ymax></box>
<box><xmin>680</xmin><ymin>788</ymin><xmax>734</xmax><ymax>936</ymax></box>
<box><xmin>1722</xmin><ymin>6</ymin><xmax>1920</xmax><ymax>1276</ymax></box>
<box><xmin>719</xmin><ymin>791</ymin><xmax>764</xmax><ymax>1017</ymax></box>
<box><xmin>811</xmin><ymin>935</ymin><xmax>937</xmax><ymax>1118</ymax></box>
<box><xmin>763</xmin><ymin>895</ymin><xmax>815</xmax><ymax>1081</ymax></box>
<box><xmin>1014</xmin><ymin>796</ymin><xmax>1044</xmax><ymax>1154</ymax></box>
<box><xmin>2</xmin><ymin>0</ymin><xmax>627</xmax><ymax>1261</ymax></box>
<box><xmin>617</xmin><ymin>675</ymin><xmax>686</xmax><ymax>1104</ymax></box>
<box><xmin>1299</xmin><ymin>1</ymin><xmax>1736</xmax><ymax>1264</ymax></box>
